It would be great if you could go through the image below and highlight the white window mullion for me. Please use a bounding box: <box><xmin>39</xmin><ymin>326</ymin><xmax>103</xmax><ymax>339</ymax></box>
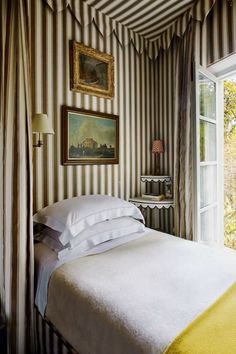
<box><xmin>217</xmin><ymin>80</ymin><xmax>224</xmax><ymax>246</ymax></box>
<box><xmin>194</xmin><ymin>65</ymin><xmax>223</xmax><ymax>246</ymax></box>
<box><xmin>200</xmin><ymin>115</ymin><xmax>218</xmax><ymax>125</ymax></box>
<box><xmin>200</xmin><ymin>202</ymin><xmax>218</xmax><ymax>214</ymax></box>
<box><xmin>200</xmin><ymin>161</ymin><xmax>217</xmax><ymax>167</ymax></box>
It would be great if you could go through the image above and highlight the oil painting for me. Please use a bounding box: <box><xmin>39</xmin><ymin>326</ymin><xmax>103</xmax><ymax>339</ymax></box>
<box><xmin>62</xmin><ymin>106</ymin><xmax>119</xmax><ymax>165</ymax></box>
<box><xmin>70</xmin><ymin>41</ymin><xmax>114</xmax><ymax>99</ymax></box>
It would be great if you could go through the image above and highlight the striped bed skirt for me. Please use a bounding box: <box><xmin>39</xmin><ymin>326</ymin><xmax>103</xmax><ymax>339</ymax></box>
<box><xmin>35</xmin><ymin>308</ymin><xmax>78</xmax><ymax>354</ymax></box>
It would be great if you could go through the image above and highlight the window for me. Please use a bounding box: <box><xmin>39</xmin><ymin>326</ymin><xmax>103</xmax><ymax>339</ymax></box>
<box><xmin>194</xmin><ymin>67</ymin><xmax>223</xmax><ymax>246</ymax></box>
<box><xmin>194</xmin><ymin>54</ymin><xmax>236</xmax><ymax>249</ymax></box>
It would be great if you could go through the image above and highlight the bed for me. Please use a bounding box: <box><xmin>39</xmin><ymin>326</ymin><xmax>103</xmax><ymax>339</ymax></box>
<box><xmin>34</xmin><ymin>224</ymin><xmax>236</xmax><ymax>354</ymax></box>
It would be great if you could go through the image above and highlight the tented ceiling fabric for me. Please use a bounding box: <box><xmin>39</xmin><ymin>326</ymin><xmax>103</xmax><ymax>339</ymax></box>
<box><xmin>43</xmin><ymin>0</ymin><xmax>216</xmax><ymax>59</ymax></box>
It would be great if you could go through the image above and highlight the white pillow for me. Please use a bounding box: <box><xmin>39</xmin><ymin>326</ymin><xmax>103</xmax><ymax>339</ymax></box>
<box><xmin>33</xmin><ymin>195</ymin><xmax>144</xmax><ymax>245</ymax></box>
<box><xmin>58</xmin><ymin>217</ymin><xmax>145</xmax><ymax>260</ymax></box>
<box><xmin>68</xmin><ymin>217</ymin><xmax>144</xmax><ymax>249</ymax></box>
<box><xmin>40</xmin><ymin>217</ymin><xmax>145</xmax><ymax>260</ymax></box>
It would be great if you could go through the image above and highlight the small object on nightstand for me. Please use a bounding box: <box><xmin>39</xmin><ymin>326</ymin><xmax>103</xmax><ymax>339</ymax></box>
<box><xmin>142</xmin><ymin>193</ymin><xmax>165</xmax><ymax>201</ymax></box>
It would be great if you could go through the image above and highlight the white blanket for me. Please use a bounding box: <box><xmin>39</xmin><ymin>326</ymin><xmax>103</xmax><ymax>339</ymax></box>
<box><xmin>35</xmin><ymin>229</ymin><xmax>236</xmax><ymax>354</ymax></box>
<box><xmin>35</xmin><ymin>229</ymin><xmax>149</xmax><ymax>315</ymax></box>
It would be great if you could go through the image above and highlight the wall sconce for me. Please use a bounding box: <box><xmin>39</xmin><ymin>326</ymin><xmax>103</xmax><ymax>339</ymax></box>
<box><xmin>152</xmin><ymin>139</ymin><xmax>164</xmax><ymax>175</ymax></box>
<box><xmin>32</xmin><ymin>113</ymin><xmax>54</xmax><ymax>147</ymax></box>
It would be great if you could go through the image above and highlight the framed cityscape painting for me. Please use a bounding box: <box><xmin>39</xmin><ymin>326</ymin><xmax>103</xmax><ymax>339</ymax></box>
<box><xmin>61</xmin><ymin>106</ymin><xmax>119</xmax><ymax>165</ymax></box>
<box><xmin>70</xmin><ymin>41</ymin><xmax>114</xmax><ymax>99</ymax></box>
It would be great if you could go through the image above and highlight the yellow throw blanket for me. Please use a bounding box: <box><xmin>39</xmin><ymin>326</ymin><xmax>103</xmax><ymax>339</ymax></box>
<box><xmin>164</xmin><ymin>282</ymin><xmax>236</xmax><ymax>354</ymax></box>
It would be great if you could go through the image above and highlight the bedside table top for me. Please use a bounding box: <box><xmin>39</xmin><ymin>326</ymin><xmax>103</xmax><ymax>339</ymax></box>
<box><xmin>129</xmin><ymin>197</ymin><xmax>174</xmax><ymax>209</ymax></box>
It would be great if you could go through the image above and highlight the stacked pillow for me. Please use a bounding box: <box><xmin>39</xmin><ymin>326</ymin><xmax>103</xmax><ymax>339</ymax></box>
<box><xmin>34</xmin><ymin>195</ymin><xmax>145</xmax><ymax>259</ymax></box>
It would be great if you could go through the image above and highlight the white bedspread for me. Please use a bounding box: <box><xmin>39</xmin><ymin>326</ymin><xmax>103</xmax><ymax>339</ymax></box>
<box><xmin>35</xmin><ymin>229</ymin><xmax>236</xmax><ymax>354</ymax></box>
<box><xmin>35</xmin><ymin>229</ymin><xmax>149</xmax><ymax>315</ymax></box>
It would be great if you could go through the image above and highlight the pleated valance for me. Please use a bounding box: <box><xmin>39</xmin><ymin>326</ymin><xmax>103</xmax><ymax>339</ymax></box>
<box><xmin>43</xmin><ymin>0</ymin><xmax>216</xmax><ymax>59</ymax></box>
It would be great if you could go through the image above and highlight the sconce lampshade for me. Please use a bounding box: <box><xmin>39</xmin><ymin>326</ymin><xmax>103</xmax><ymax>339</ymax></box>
<box><xmin>32</xmin><ymin>114</ymin><xmax>54</xmax><ymax>134</ymax></box>
<box><xmin>152</xmin><ymin>140</ymin><xmax>164</xmax><ymax>154</ymax></box>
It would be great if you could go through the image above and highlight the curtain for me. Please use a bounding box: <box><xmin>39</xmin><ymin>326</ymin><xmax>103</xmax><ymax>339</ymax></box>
<box><xmin>43</xmin><ymin>0</ymin><xmax>216</xmax><ymax>60</ymax></box>
<box><xmin>0</xmin><ymin>0</ymin><xmax>34</xmax><ymax>353</ymax></box>
<box><xmin>173</xmin><ymin>24</ymin><xmax>194</xmax><ymax>240</ymax></box>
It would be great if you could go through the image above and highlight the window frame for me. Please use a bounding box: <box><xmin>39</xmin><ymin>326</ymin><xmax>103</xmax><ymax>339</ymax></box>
<box><xmin>193</xmin><ymin>65</ymin><xmax>224</xmax><ymax>246</ymax></box>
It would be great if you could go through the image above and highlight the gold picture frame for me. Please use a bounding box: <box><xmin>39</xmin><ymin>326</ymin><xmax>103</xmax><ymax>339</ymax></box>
<box><xmin>70</xmin><ymin>41</ymin><xmax>114</xmax><ymax>99</ymax></box>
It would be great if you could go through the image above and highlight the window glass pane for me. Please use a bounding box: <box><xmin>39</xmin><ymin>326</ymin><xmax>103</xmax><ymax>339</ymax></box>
<box><xmin>199</xmin><ymin>73</ymin><xmax>216</xmax><ymax>120</ymax></box>
<box><xmin>200</xmin><ymin>165</ymin><xmax>217</xmax><ymax>208</ymax></box>
<box><xmin>200</xmin><ymin>120</ymin><xmax>216</xmax><ymax>161</ymax></box>
<box><xmin>200</xmin><ymin>207</ymin><xmax>217</xmax><ymax>243</ymax></box>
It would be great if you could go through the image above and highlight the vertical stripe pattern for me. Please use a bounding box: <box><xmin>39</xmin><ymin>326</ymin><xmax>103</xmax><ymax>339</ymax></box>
<box><xmin>206</xmin><ymin>0</ymin><xmax>236</xmax><ymax>65</ymax></box>
<box><xmin>0</xmin><ymin>0</ymin><xmax>235</xmax><ymax>353</ymax></box>
<box><xmin>35</xmin><ymin>309</ymin><xmax>76</xmax><ymax>354</ymax></box>
<box><xmin>31</xmin><ymin>1</ymin><xmax>158</xmax><ymax>227</ymax></box>
<box><xmin>153</xmin><ymin>41</ymin><xmax>176</xmax><ymax>234</ymax></box>
<box><xmin>153</xmin><ymin>0</ymin><xmax>236</xmax><ymax>235</ymax></box>
<box><xmin>1</xmin><ymin>0</ymin><xmax>34</xmax><ymax>353</ymax></box>
<box><xmin>32</xmin><ymin>0</ymin><xmax>236</xmax><ymax>234</ymax></box>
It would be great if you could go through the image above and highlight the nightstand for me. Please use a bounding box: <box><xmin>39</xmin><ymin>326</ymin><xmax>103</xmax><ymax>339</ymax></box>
<box><xmin>129</xmin><ymin>175</ymin><xmax>174</xmax><ymax>229</ymax></box>
<box><xmin>129</xmin><ymin>175</ymin><xmax>174</xmax><ymax>209</ymax></box>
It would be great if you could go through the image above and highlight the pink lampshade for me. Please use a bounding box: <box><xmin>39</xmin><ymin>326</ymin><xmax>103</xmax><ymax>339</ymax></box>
<box><xmin>152</xmin><ymin>140</ymin><xmax>164</xmax><ymax>153</ymax></box>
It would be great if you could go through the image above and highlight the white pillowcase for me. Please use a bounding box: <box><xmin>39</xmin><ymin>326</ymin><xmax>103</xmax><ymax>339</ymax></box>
<box><xmin>59</xmin><ymin>217</ymin><xmax>145</xmax><ymax>260</ymax></box>
<box><xmin>40</xmin><ymin>217</ymin><xmax>145</xmax><ymax>260</ymax></box>
<box><xmin>33</xmin><ymin>195</ymin><xmax>144</xmax><ymax>245</ymax></box>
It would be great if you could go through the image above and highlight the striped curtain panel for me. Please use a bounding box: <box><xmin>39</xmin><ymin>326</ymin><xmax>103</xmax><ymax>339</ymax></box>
<box><xmin>173</xmin><ymin>24</ymin><xmax>194</xmax><ymax>240</ymax></box>
<box><xmin>206</xmin><ymin>0</ymin><xmax>236</xmax><ymax>65</ymax></box>
<box><xmin>0</xmin><ymin>0</ymin><xmax>34</xmax><ymax>353</ymax></box>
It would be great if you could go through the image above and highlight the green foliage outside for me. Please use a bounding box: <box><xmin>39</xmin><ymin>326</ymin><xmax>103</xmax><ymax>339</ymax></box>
<box><xmin>224</xmin><ymin>80</ymin><xmax>236</xmax><ymax>250</ymax></box>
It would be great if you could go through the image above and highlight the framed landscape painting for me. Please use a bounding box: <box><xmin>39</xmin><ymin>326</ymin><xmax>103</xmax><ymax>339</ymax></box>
<box><xmin>62</xmin><ymin>106</ymin><xmax>119</xmax><ymax>165</ymax></box>
<box><xmin>70</xmin><ymin>41</ymin><xmax>114</xmax><ymax>99</ymax></box>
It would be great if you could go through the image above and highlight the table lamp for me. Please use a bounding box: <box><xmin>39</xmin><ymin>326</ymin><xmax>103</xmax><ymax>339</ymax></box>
<box><xmin>152</xmin><ymin>139</ymin><xmax>164</xmax><ymax>175</ymax></box>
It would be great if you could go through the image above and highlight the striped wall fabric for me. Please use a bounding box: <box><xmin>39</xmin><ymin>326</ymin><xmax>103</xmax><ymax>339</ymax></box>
<box><xmin>206</xmin><ymin>0</ymin><xmax>236</xmax><ymax>65</ymax></box>
<box><xmin>31</xmin><ymin>0</ymin><xmax>236</xmax><ymax>351</ymax></box>
<box><xmin>32</xmin><ymin>0</ymin><xmax>175</xmax><ymax>232</ymax></box>
<box><xmin>1</xmin><ymin>0</ymin><xmax>34</xmax><ymax>353</ymax></box>
<box><xmin>0</xmin><ymin>0</ymin><xmax>5</xmax><ymax>321</ymax></box>
<box><xmin>0</xmin><ymin>0</ymin><xmax>234</xmax><ymax>353</ymax></box>
<box><xmin>32</xmin><ymin>0</ymin><xmax>236</xmax><ymax>233</ymax></box>
<box><xmin>44</xmin><ymin>0</ymin><xmax>196</xmax><ymax>58</ymax></box>
<box><xmin>31</xmin><ymin>0</ymin><xmax>158</xmax><ymax>225</ymax></box>
<box><xmin>44</xmin><ymin>0</ymin><xmax>218</xmax><ymax>59</ymax></box>
<box><xmin>82</xmin><ymin>0</ymin><xmax>196</xmax><ymax>41</ymax></box>
<box><xmin>35</xmin><ymin>309</ymin><xmax>77</xmax><ymax>354</ymax></box>
<box><xmin>31</xmin><ymin>0</ymin><xmax>180</xmax><ymax>233</ymax></box>
<box><xmin>152</xmin><ymin>0</ymin><xmax>217</xmax><ymax>57</ymax></box>
<box><xmin>154</xmin><ymin>0</ymin><xmax>236</xmax><ymax>235</ymax></box>
<box><xmin>153</xmin><ymin>39</ymin><xmax>177</xmax><ymax>234</ymax></box>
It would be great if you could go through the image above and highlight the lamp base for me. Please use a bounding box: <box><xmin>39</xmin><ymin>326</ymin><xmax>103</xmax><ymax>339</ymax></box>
<box><xmin>155</xmin><ymin>167</ymin><xmax>161</xmax><ymax>176</ymax></box>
